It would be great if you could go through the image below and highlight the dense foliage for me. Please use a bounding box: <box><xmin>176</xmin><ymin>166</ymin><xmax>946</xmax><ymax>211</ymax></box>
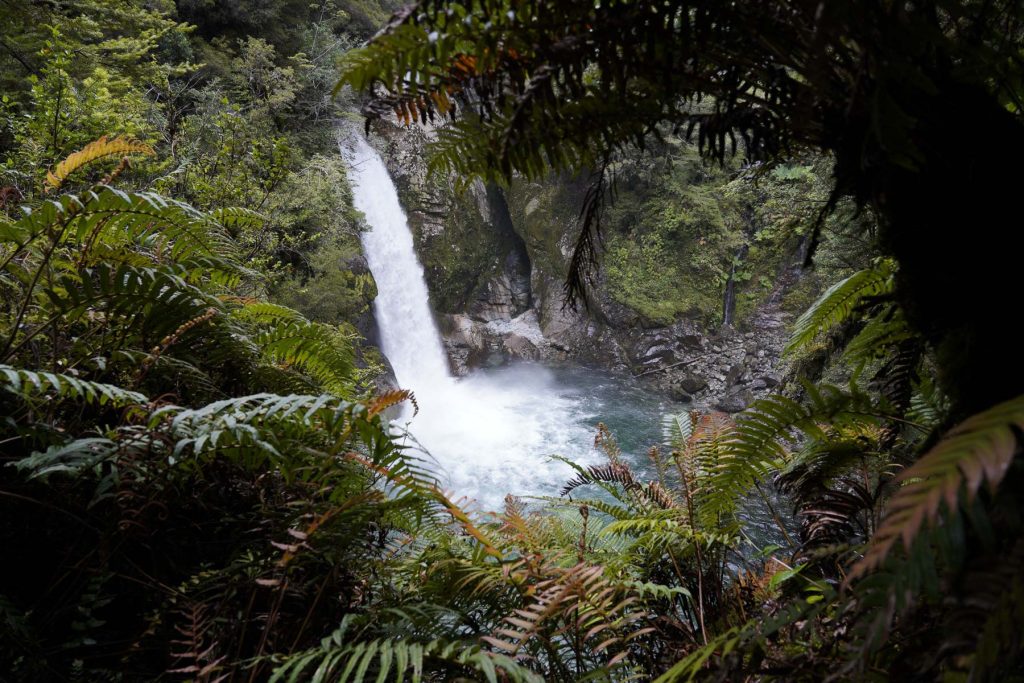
<box><xmin>335</xmin><ymin>0</ymin><xmax>1024</xmax><ymax>679</ymax></box>
<box><xmin>1</xmin><ymin>1</ymin><xmax>1022</xmax><ymax>682</ymax></box>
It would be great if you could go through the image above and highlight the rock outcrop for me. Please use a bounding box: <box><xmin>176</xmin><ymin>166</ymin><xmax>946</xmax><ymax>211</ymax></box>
<box><xmin>370</xmin><ymin>122</ymin><xmax>804</xmax><ymax>408</ymax></box>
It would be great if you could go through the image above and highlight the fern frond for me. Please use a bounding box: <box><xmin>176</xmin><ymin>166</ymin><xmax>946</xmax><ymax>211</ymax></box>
<box><xmin>652</xmin><ymin>595</ymin><xmax>824</xmax><ymax>683</ymax></box>
<box><xmin>662</xmin><ymin>411</ymin><xmax>693</xmax><ymax>451</ymax></box>
<box><xmin>13</xmin><ymin>437</ymin><xmax>120</xmax><ymax>480</ymax></box>
<box><xmin>907</xmin><ymin>375</ymin><xmax>949</xmax><ymax>430</ymax></box>
<box><xmin>843</xmin><ymin>304</ymin><xmax>914</xmax><ymax>363</ymax></box>
<box><xmin>45</xmin><ymin>136</ymin><xmax>154</xmax><ymax>191</ymax></box>
<box><xmin>210</xmin><ymin>206</ymin><xmax>264</xmax><ymax>232</ymax></box>
<box><xmin>0</xmin><ymin>364</ymin><xmax>147</xmax><ymax>407</ymax></box>
<box><xmin>785</xmin><ymin>259</ymin><xmax>895</xmax><ymax>355</ymax></box>
<box><xmin>270</xmin><ymin>632</ymin><xmax>542</xmax><ymax>683</ymax></box>
<box><xmin>229</xmin><ymin>301</ymin><xmax>306</xmax><ymax>325</ymax></box>
<box><xmin>49</xmin><ymin>264</ymin><xmax>222</xmax><ymax>338</ymax></box>
<box><xmin>256</xmin><ymin>322</ymin><xmax>356</xmax><ymax>398</ymax></box>
<box><xmin>850</xmin><ymin>394</ymin><xmax>1024</xmax><ymax>579</ymax></box>
<box><xmin>703</xmin><ymin>385</ymin><xmax>880</xmax><ymax>520</ymax></box>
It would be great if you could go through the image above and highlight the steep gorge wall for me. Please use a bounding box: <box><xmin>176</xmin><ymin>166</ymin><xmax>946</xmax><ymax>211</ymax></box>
<box><xmin>368</xmin><ymin>122</ymin><xmax>832</xmax><ymax>412</ymax></box>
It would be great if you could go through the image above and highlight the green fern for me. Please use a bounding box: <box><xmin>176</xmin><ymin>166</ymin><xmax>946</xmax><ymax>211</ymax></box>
<box><xmin>703</xmin><ymin>384</ymin><xmax>881</xmax><ymax>520</ymax></box>
<box><xmin>662</xmin><ymin>411</ymin><xmax>693</xmax><ymax>452</ymax></box>
<box><xmin>271</xmin><ymin>630</ymin><xmax>543</xmax><ymax>683</ymax></box>
<box><xmin>256</xmin><ymin>321</ymin><xmax>356</xmax><ymax>398</ymax></box>
<box><xmin>0</xmin><ymin>364</ymin><xmax>147</xmax><ymax>407</ymax></box>
<box><xmin>785</xmin><ymin>258</ymin><xmax>895</xmax><ymax>356</ymax></box>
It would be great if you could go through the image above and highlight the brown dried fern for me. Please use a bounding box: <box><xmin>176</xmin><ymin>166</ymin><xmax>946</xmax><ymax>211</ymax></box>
<box><xmin>849</xmin><ymin>394</ymin><xmax>1024</xmax><ymax>581</ymax></box>
<box><xmin>168</xmin><ymin>601</ymin><xmax>228</xmax><ymax>682</ymax></box>
<box><xmin>45</xmin><ymin>136</ymin><xmax>154</xmax><ymax>191</ymax></box>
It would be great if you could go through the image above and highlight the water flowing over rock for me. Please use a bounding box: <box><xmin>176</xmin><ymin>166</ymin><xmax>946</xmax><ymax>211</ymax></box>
<box><xmin>343</xmin><ymin>135</ymin><xmax>452</xmax><ymax>392</ymax></box>
<box><xmin>342</xmin><ymin>132</ymin><xmax>621</xmax><ymax>509</ymax></box>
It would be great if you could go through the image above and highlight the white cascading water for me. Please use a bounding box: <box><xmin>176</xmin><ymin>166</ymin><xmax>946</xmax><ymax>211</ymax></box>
<box><xmin>343</xmin><ymin>136</ymin><xmax>452</xmax><ymax>390</ymax></box>
<box><xmin>342</xmin><ymin>134</ymin><xmax>602</xmax><ymax>509</ymax></box>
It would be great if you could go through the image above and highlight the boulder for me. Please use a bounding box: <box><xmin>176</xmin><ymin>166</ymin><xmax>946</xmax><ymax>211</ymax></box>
<box><xmin>678</xmin><ymin>334</ymin><xmax>704</xmax><ymax>350</ymax></box>
<box><xmin>715</xmin><ymin>389</ymin><xmax>753</xmax><ymax>413</ymax></box>
<box><xmin>678</xmin><ymin>374</ymin><xmax>709</xmax><ymax>394</ymax></box>
<box><xmin>669</xmin><ymin>382</ymin><xmax>694</xmax><ymax>402</ymax></box>
<box><xmin>504</xmin><ymin>334</ymin><xmax>539</xmax><ymax>360</ymax></box>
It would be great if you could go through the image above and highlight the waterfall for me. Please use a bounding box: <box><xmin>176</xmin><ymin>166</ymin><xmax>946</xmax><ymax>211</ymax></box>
<box><xmin>343</xmin><ymin>135</ymin><xmax>453</xmax><ymax>394</ymax></box>
<box><xmin>341</xmin><ymin>133</ymin><xmax>614</xmax><ymax>509</ymax></box>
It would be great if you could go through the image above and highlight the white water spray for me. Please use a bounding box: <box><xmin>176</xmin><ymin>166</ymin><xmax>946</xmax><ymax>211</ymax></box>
<box><xmin>342</xmin><ymin>134</ymin><xmax>610</xmax><ymax>509</ymax></box>
<box><xmin>343</xmin><ymin>136</ymin><xmax>452</xmax><ymax>391</ymax></box>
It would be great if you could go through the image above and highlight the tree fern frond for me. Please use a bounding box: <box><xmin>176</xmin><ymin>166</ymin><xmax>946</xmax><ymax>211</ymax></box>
<box><xmin>13</xmin><ymin>437</ymin><xmax>121</xmax><ymax>480</ymax></box>
<box><xmin>49</xmin><ymin>264</ymin><xmax>222</xmax><ymax>337</ymax></box>
<box><xmin>270</xmin><ymin>633</ymin><xmax>542</xmax><ymax>683</ymax></box>
<box><xmin>703</xmin><ymin>385</ymin><xmax>880</xmax><ymax>520</ymax></box>
<box><xmin>5</xmin><ymin>187</ymin><xmax>234</xmax><ymax>262</ymax></box>
<box><xmin>785</xmin><ymin>259</ymin><xmax>895</xmax><ymax>356</ymax></box>
<box><xmin>0</xmin><ymin>364</ymin><xmax>147</xmax><ymax>407</ymax></box>
<box><xmin>843</xmin><ymin>304</ymin><xmax>914</xmax><ymax>363</ymax></box>
<box><xmin>907</xmin><ymin>375</ymin><xmax>949</xmax><ymax>430</ymax></box>
<box><xmin>45</xmin><ymin>136</ymin><xmax>154</xmax><ymax>191</ymax></box>
<box><xmin>662</xmin><ymin>411</ymin><xmax>693</xmax><ymax>452</ymax></box>
<box><xmin>561</xmin><ymin>462</ymin><xmax>640</xmax><ymax>499</ymax></box>
<box><xmin>850</xmin><ymin>394</ymin><xmax>1024</xmax><ymax>580</ymax></box>
<box><xmin>652</xmin><ymin>596</ymin><xmax>825</xmax><ymax>683</ymax></box>
<box><xmin>256</xmin><ymin>321</ymin><xmax>356</xmax><ymax>398</ymax></box>
<box><xmin>230</xmin><ymin>301</ymin><xmax>306</xmax><ymax>325</ymax></box>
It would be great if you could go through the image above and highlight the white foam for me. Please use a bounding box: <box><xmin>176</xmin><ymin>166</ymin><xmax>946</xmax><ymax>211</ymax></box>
<box><xmin>343</xmin><ymin>135</ymin><xmax>600</xmax><ymax>509</ymax></box>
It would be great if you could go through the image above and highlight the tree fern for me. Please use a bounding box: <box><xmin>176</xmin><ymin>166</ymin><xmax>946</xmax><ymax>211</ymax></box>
<box><xmin>850</xmin><ymin>394</ymin><xmax>1024</xmax><ymax>580</ymax></box>
<box><xmin>47</xmin><ymin>264</ymin><xmax>222</xmax><ymax>338</ymax></box>
<box><xmin>785</xmin><ymin>259</ymin><xmax>895</xmax><ymax>356</ymax></box>
<box><xmin>256</xmin><ymin>321</ymin><xmax>356</xmax><ymax>398</ymax></box>
<box><xmin>651</xmin><ymin>595</ymin><xmax>826</xmax><ymax>683</ymax></box>
<box><xmin>271</xmin><ymin>631</ymin><xmax>543</xmax><ymax>683</ymax></box>
<box><xmin>703</xmin><ymin>384</ymin><xmax>881</xmax><ymax>520</ymax></box>
<box><xmin>662</xmin><ymin>411</ymin><xmax>693</xmax><ymax>452</ymax></box>
<box><xmin>1</xmin><ymin>364</ymin><xmax>147</xmax><ymax>407</ymax></box>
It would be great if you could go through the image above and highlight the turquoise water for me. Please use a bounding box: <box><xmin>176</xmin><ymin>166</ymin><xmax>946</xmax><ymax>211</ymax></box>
<box><xmin>396</xmin><ymin>360</ymin><xmax>792</xmax><ymax>551</ymax></box>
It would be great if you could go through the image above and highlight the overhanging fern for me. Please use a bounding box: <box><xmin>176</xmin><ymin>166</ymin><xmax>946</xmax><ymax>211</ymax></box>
<box><xmin>850</xmin><ymin>394</ymin><xmax>1024</xmax><ymax>579</ymax></box>
<box><xmin>785</xmin><ymin>258</ymin><xmax>895</xmax><ymax>356</ymax></box>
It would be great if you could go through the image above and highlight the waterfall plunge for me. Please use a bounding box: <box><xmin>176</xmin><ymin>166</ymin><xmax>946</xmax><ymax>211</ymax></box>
<box><xmin>344</xmin><ymin>136</ymin><xmax>452</xmax><ymax>391</ymax></box>
<box><xmin>343</xmin><ymin>135</ymin><xmax>603</xmax><ymax>509</ymax></box>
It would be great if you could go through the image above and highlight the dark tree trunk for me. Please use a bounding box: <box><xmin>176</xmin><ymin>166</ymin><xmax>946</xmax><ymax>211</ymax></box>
<box><xmin>859</xmin><ymin>83</ymin><xmax>1024</xmax><ymax>418</ymax></box>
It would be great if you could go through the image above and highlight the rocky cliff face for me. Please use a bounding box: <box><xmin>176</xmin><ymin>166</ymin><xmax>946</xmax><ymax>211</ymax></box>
<box><xmin>369</xmin><ymin>122</ymin><xmax>812</xmax><ymax>411</ymax></box>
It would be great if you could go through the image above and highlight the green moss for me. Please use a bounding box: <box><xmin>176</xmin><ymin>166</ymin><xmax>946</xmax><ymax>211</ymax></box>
<box><xmin>601</xmin><ymin>149</ymin><xmax>740</xmax><ymax>325</ymax></box>
<box><xmin>271</xmin><ymin>238</ymin><xmax>378</xmax><ymax>323</ymax></box>
<box><xmin>605</xmin><ymin>233</ymin><xmax>709</xmax><ymax>325</ymax></box>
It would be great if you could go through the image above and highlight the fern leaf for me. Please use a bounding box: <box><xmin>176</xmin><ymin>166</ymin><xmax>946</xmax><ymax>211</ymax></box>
<box><xmin>45</xmin><ymin>136</ymin><xmax>154</xmax><ymax>190</ymax></box>
<box><xmin>257</xmin><ymin>322</ymin><xmax>356</xmax><ymax>398</ymax></box>
<box><xmin>0</xmin><ymin>364</ymin><xmax>147</xmax><ymax>407</ymax></box>
<box><xmin>270</xmin><ymin>635</ymin><xmax>541</xmax><ymax>683</ymax></box>
<box><xmin>210</xmin><ymin>206</ymin><xmax>264</xmax><ymax>232</ymax></box>
<box><xmin>785</xmin><ymin>259</ymin><xmax>895</xmax><ymax>355</ymax></box>
<box><xmin>703</xmin><ymin>385</ymin><xmax>879</xmax><ymax>520</ymax></box>
<box><xmin>850</xmin><ymin>394</ymin><xmax>1024</xmax><ymax>580</ymax></box>
<box><xmin>662</xmin><ymin>411</ymin><xmax>692</xmax><ymax>451</ymax></box>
